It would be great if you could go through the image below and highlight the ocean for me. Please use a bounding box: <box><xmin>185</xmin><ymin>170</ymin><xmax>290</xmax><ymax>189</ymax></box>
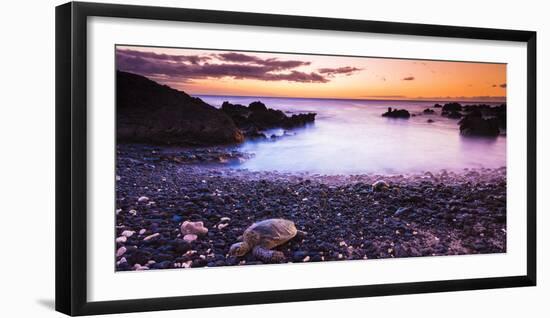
<box><xmin>197</xmin><ymin>95</ymin><xmax>506</xmax><ymax>175</ymax></box>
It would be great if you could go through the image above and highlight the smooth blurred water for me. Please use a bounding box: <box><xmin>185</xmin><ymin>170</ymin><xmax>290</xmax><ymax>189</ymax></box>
<box><xmin>198</xmin><ymin>95</ymin><xmax>506</xmax><ymax>174</ymax></box>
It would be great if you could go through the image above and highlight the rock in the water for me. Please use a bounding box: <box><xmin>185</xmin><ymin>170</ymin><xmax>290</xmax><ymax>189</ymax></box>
<box><xmin>443</xmin><ymin>110</ymin><xmax>462</xmax><ymax>119</ymax></box>
<box><xmin>423</xmin><ymin>108</ymin><xmax>435</xmax><ymax>114</ymax></box>
<box><xmin>181</xmin><ymin>220</ymin><xmax>209</xmax><ymax>236</ymax></box>
<box><xmin>459</xmin><ymin>111</ymin><xmax>500</xmax><ymax>137</ymax></box>
<box><xmin>382</xmin><ymin>107</ymin><xmax>410</xmax><ymax>119</ymax></box>
<box><xmin>137</xmin><ymin>196</ymin><xmax>149</xmax><ymax>203</ymax></box>
<box><xmin>220</xmin><ymin>101</ymin><xmax>316</xmax><ymax>132</ymax></box>
<box><xmin>442</xmin><ymin>102</ymin><xmax>462</xmax><ymax>112</ymax></box>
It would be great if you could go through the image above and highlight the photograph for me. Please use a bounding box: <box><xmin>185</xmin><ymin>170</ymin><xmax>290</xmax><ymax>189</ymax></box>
<box><xmin>114</xmin><ymin>45</ymin><xmax>507</xmax><ymax>271</ymax></box>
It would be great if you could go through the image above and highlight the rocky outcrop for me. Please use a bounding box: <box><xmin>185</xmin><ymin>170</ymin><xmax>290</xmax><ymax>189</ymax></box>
<box><xmin>462</xmin><ymin>103</ymin><xmax>506</xmax><ymax>129</ymax></box>
<box><xmin>423</xmin><ymin>108</ymin><xmax>435</xmax><ymax>114</ymax></box>
<box><xmin>382</xmin><ymin>107</ymin><xmax>411</xmax><ymax>119</ymax></box>
<box><xmin>116</xmin><ymin>71</ymin><xmax>244</xmax><ymax>145</ymax></box>
<box><xmin>442</xmin><ymin>102</ymin><xmax>462</xmax><ymax>112</ymax></box>
<box><xmin>441</xmin><ymin>102</ymin><xmax>463</xmax><ymax>118</ymax></box>
<box><xmin>220</xmin><ymin>101</ymin><xmax>316</xmax><ymax>137</ymax></box>
<box><xmin>458</xmin><ymin>109</ymin><xmax>500</xmax><ymax>137</ymax></box>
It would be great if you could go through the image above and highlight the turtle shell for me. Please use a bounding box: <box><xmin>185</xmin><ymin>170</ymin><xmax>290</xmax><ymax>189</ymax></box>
<box><xmin>244</xmin><ymin>218</ymin><xmax>297</xmax><ymax>249</ymax></box>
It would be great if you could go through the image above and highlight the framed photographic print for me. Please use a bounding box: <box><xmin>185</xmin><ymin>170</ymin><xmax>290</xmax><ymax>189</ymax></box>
<box><xmin>55</xmin><ymin>1</ymin><xmax>536</xmax><ymax>316</ymax></box>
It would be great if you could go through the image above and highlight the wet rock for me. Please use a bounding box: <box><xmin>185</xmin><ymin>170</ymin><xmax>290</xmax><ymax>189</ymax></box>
<box><xmin>423</xmin><ymin>108</ymin><xmax>435</xmax><ymax>114</ymax></box>
<box><xmin>442</xmin><ymin>102</ymin><xmax>462</xmax><ymax>112</ymax></box>
<box><xmin>221</xmin><ymin>101</ymin><xmax>316</xmax><ymax>132</ymax></box>
<box><xmin>459</xmin><ymin>111</ymin><xmax>500</xmax><ymax>137</ymax></box>
<box><xmin>382</xmin><ymin>107</ymin><xmax>410</xmax><ymax>119</ymax></box>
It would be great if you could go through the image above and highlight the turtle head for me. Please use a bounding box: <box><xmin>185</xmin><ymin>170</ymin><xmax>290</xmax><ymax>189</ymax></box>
<box><xmin>229</xmin><ymin>242</ymin><xmax>250</xmax><ymax>257</ymax></box>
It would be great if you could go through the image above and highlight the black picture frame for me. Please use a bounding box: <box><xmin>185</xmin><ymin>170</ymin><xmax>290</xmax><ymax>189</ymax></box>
<box><xmin>55</xmin><ymin>1</ymin><xmax>537</xmax><ymax>316</ymax></box>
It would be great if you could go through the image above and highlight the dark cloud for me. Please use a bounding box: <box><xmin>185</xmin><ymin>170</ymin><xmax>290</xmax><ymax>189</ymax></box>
<box><xmin>317</xmin><ymin>66</ymin><xmax>362</xmax><ymax>76</ymax></box>
<box><xmin>500</xmin><ymin>83</ymin><xmax>507</xmax><ymax>88</ymax></box>
<box><xmin>117</xmin><ymin>49</ymin><xmax>211</xmax><ymax>64</ymax></box>
<box><xmin>116</xmin><ymin>49</ymin><xmax>329</xmax><ymax>83</ymax></box>
<box><xmin>216</xmin><ymin>52</ymin><xmax>311</xmax><ymax>71</ymax></box>
<box><xmin>402</xmin><ymin>76</ymin><xmax>415</xmax><ymax>81</ymax></box>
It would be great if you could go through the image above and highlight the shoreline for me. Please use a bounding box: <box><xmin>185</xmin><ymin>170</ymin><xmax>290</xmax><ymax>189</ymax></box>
<box><xmin>115</xmin><ymin>143</ymin><xmax>506</xmax><ymax>271</ymax></box>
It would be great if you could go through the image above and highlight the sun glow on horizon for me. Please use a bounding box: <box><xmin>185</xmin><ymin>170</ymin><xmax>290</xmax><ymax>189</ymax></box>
<box><xmin>116</xmin><ymin>45</ymin><xmax>507</xmax><ymax>103</ymax></box>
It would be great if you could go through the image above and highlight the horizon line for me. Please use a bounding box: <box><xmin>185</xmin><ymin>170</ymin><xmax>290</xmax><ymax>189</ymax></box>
<box><xmin>191</xmin><ymin>93</ymin><xmax>507</xmax><ymax>104</ymax></box>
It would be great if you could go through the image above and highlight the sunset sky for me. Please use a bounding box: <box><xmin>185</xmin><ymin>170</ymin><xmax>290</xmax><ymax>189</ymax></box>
<box><xmin>116</xmin><ymin>45</ymin><xmax>506</xmax><ymax>102</ymax></box>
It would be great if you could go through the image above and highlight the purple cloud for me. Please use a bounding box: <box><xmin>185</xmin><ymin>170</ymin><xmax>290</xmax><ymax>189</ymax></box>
<box><xmin>117</xmin><ymin>49</ymin><xmax>211</xmax><ymax>64</ymax></box>
<box><xmin>402</xmin><ymin>76</ymin><xmax>415</xmax><ymax>81</ymax></box>
<box><xmin>216</xmin><ymin>52</ymin><xmax>311</xmax><ymax>71</ymax></box>
<box><xmin>317</xmin><ymin>66</ymin><xmax>362</xmax><ymax>76</ymax></box>
<box><xmin>116</xmin><ymin>49</ymin><xmax>329</xmax><ymax>83</ymax></box>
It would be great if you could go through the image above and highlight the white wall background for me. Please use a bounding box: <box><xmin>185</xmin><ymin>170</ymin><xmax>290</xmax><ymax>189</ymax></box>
<box><xmin>0</xmin><ymin>0</ymin><xmax>547</xmax><ymax>316</ymax></box>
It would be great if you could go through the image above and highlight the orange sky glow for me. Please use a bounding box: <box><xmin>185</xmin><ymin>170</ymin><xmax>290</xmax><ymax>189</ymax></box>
<box><xmin>116</xmin><ymin>45</ymin><xmax>506</xmax><ymax>102</ymax></box>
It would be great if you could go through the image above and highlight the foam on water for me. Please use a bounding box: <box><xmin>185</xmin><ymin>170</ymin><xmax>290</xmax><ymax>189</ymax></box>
<box><xmin>198</xmin><ymin>95</ymin><xmax>506</xmax><ymax>174</ymax></box>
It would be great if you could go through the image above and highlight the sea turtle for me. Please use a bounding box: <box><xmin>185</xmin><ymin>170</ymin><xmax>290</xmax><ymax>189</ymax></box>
<box><xmin>228</xmin><ymin>218</ymin><xmax>306</xmax><ymax>263</ymax></box>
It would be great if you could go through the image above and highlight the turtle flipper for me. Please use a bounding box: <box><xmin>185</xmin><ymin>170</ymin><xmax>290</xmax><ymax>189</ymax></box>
<box><xmin>252</xmin><ymin>246</ymin><xmax>286</xmax><ymax>263</ymax></box>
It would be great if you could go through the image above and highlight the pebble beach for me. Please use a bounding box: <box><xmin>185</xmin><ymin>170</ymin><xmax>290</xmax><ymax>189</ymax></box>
<box><xmin>115</xmin><ymin>143</ymin><xmax>506</xmax><ymax>271</ymax></box>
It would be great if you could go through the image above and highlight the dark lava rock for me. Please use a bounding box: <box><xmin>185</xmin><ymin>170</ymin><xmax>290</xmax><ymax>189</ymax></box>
<box><xmin>116</xmin><ymin>71</ymin><xmax>244</xmax><ymax>145</ymax></box>
<box><xmin>434</xmin><ymin>103</ymin><xmax>443</xmax><ymax>108</ymax></box>
<box><xmin>443</xmin><ymin>110</ymin><xmax>463</xmax><ymax>119</ymax></box>
<box><xmin>382</xmin><ymin>107</ymin><xmax>411</xmax><ymax>119</ymax></box>
<box><xmin>394</xmin><ymin>207</ymin><xmax>411</xmax><ymax>217</ymax></box>
<box><xmin>423</xmin><ymin>108</ymin><xmax>435</xmax><ymax>114</ymax></box>
<box><xmin>151</xmin><ymin>261</ymin><xmax>173</xmax><ymax>270</ymax></box>
<box><xmin>292</xmin><ymin>251</ymin><xmax>309</xmax><ymax>262</ymax></box>
<box><xmin>171</xmin><ymin>239</ymin><xmax>192</xmax><ymax>254</ymax></box>
<box><xmin>459</xmin><ymin>111</ymin><xmax>500</xmax><ymax>137</ymax></box>
<box><xmin>442</xmin><ymin>102</ymin><xmax>462</xmax><ymax>112</ymax></box>
<box><xmin>221</xmin><ymin>101</ymin><xmax>316</xmax><ymax>131</ymax></box>
<box><xmin>427</xmin><ymin>119</ymin><xmax>434</xmax><ymax>123</ymax></box>
<box><xmin>191</xmin><ymin>258</ymin><xmax>208</xmax><ymax>268</ymax></box>
<box><xmin>127</xmin><ymin>249</ymin><xmax>152</xmax><ymax>266</ymax></box>
<box><xmin>462</xmin><ymin>103</ymin><xmax>506</xmax><ymax>129</ymax></box>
